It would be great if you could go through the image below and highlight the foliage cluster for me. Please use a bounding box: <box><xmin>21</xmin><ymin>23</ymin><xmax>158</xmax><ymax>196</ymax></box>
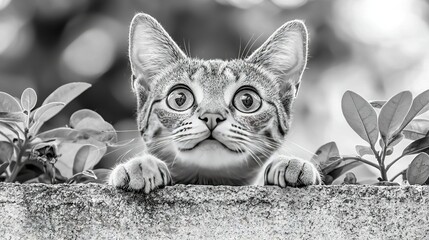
<box><xmin>312</xmin><ymin>90</ymin><xmax>429</xmax><ymax>185</ymax></box>
<box><xmin>0</xmin><ymin>83</ymin><xmax>120</xmax><ymax>184</ymax></box>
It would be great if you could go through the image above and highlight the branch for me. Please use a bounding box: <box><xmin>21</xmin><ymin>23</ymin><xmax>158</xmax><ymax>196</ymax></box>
<box><xmin>386</xmin><ymin>155</ymin><xmax>404</xmax><ymax>171</ymax></box>
<box><xmin>340</xmin><ymin>156</ymin><xmax>380</xmax><ymax>170</ymax></box>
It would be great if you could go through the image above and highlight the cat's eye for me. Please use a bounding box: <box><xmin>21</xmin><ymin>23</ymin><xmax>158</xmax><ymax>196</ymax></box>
<box><xmin>167</xmin><ymin>87</ymin><xmax>194</xmax><ymax>111</ymax></box>
<box><xmin>233</xmin><ymin>88</ymin><xmax>262</xmax><ymax>113</ymax></box>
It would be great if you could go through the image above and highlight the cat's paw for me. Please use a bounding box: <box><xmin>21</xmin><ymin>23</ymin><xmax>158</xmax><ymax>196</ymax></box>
<box><xmin>108</xmin><ymin>154</ymin><xmax>171</xmax><ymax>193</ymax></box>
<box><xmin>264</xmin><ymin>156</ymin><xmax>321</xmax><ymax>187</ymax></box>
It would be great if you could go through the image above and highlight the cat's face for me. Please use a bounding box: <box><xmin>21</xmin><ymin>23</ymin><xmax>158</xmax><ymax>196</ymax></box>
<box><xmin>128</xmin><ymin>14</ymin><xmax>307</xmax><ymax>172</ymax></box>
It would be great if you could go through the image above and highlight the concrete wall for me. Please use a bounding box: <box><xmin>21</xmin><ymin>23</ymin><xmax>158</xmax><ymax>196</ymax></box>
<box><xmin>0</xmin><ymin>183</ymin><xmax>428</xmax><ymax>239</ymax></box>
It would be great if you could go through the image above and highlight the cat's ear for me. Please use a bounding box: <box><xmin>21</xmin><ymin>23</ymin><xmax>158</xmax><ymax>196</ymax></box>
<box><xmin>129</xmin><ymin>13</ymin><xmax>186</xmax><ymax>91</ymax></box>
<box><xmin>246</xmin><ymin>20</ymin><xmax>308</xmax><ymax>96</ymax></box>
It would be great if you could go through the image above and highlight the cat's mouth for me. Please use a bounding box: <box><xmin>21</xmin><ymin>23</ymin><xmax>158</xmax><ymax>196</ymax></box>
<box><xmin>178</xmin><ymin>135</ymin><xmax>241</xmax><ymax>153</ymax></box>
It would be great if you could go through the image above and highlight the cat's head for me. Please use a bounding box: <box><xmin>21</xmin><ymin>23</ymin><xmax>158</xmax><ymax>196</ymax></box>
<box><xmin>129</xmin><ymin>13</ymin><xmax>307</xmax><ymax>170</ymax></box>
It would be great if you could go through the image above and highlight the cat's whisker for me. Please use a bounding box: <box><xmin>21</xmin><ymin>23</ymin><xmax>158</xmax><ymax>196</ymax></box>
<box><xmin>240</xmin><ymin>33</ymin><xmax>254</xmax><ymax>59</ymax></box>
<box><xmin>282</xmin><ymin>138</ymin><xmax>317</xmax><ymax>157</ymax></box>
<box><xmin>237</xmin><ymin>35</ymin><xmax>242</xmax><ymax>59</ymax></box>
<box><xmin>102</xmin><ymin>142</ymin><xmax>141</xmax><ymax>157</ymax></box>
<box><xmin>188</xmin><ymin>40</ymin><xmax>191</xmax><ymax>58</ymax></box>
<box><xmin>104</xmin><ymin>129</ymin><xmax>141</xmax><ymax>133</ymax></box>
<box><xmin>116</xmin><ymin>147</ymin><xmax>137</xmax><ymax>163</ymax></box>
<box><xmin>237</xmin><ymin>141</ymin><xmax>263</xmax><ymax>167</ymax></box>
<box><xmin>234</xmin><ymin>144</ymin><xmax>249</xmax><ymax>167</ymax></box>
<box><xmin>183</xmin><ymin>38</ymin><xmax>189</xmax><ymax>56</ymax></box>
<box><xmin>148</xmin><ymin>138</ymin><xmax>172</xmax><ymax>152</ymax></box>
<box><xmin>243</xmin><ymin>33</ymin><xmax>263</xmax><ymax>59</ymax></box>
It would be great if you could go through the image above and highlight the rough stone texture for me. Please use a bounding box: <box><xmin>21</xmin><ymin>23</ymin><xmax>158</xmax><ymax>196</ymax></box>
<box><xmin>0</xmin><ymin>183</ymin><xmax>429</xmax><ymax>239</ymax></box>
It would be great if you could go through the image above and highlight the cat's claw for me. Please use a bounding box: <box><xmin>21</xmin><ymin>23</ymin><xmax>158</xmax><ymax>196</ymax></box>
<box><xmin>265</xmin><ymin>156</ymin><xmax>321</xmax><ymax>187</ymax></box>
<box><xmin>108</xmin><ymin>155</ymin><xmax>171</xmax><ymax>193</ymax></box>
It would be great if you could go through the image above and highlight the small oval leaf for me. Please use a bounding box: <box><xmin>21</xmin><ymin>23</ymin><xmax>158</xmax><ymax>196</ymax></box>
<box><xmin>403</xmin><ymin>119</ymin><xmax>429</xmax><ymax>140</ymax></box>
<box><xmin>20</xmin><ymin>88</ymin><xmax>37</xmax><ymax>112</ymax></box>
<box><xmin>0</xmin><ymin>141</ymin><xmax>13</xmax><ymax>163</ymax></box>
<box><xmin>328</xmin><ymin>160</ymin><xmax>362</xmax><ymax>180</ymax></box>
<box><xmin>310</xmin><ymin>142</ymin><xmax>340</xmax><ymax>171</ymax></box>
<box><xmin>378</xmin><ymin>91</ymin><xmax>412</xmax><ymax>144</ymax></box>
<box><xmin>69</xmin><ymin>109</ymin><xmax>104</xmax><ymax>128</ymax></box>
<box><xmin>70</xmin><ymin>109</ymin><xmax>117</xmax><ymax>144</ymax></box>
<box><xmin>43</xmin><ymin>82</ymin><xmax>91</xmax><ymax>105</ymax></box>
<box><xmin>33</xmin><ymin>102</ymin><xmax>65</xmax><ymax>121</ymax></box>
<box><xmin>0</xmin><ymin>162</ymin><xmax>9</xmax><ymax>174</ymax></box>
<box><xmin>407</xmin><ymin>153</ymin><xmax>429</xmax><ymax>185</ymax></box>
<box><xmin>355</xmin><ymin>145</ymin><xmax>374</xmax><ymax>157</ymax></box>
<box><xmin>342</xmin><ymin>91</ymin><xmax>379</xmax><ymax>147</ymax></box>
<box><xmin>55</xmin><ymin>140</ymin><xmax>106</xmax><ymax>178</ymax></box>
<box><xmin>342</xmin><ymin>172</ymin><xmax>357</xmax><ymax>184</ymax></box>
<box><xmin>0</xmin><ymin>112</ymin><xmax>26</xmax><ymax>122</ymax></box>
<box><xmin>0</xmin><ymin>92</ymin><xmax>22</xmax><ymax>112</ymax></box>
<box><xmin>388</xmin><ymin>133</ymin><xmax>404</xmax><ymax>147</ymax></box>
<box><xmin>402</xmin><ymin>136</ymin><xmax>429</xmax><ymax>156</ymax></box>
<box><xmin>37</xmin><ymin>128</ymin><xmax>90</xmax><ymax>141</ymax></box>
<box><xmin>29</xmin><ymin>102</ymin><xmax>65</xmax><ymax>135</ymax></box>
<box><xmin>397</xmin><ymin>89</ymin><xmax>429</xmax><ymax>135</ymax></box>
<box><xmin>73</xmin><ymin>145</ymin><xmax>91</xmax><ymax>174</ymax></box>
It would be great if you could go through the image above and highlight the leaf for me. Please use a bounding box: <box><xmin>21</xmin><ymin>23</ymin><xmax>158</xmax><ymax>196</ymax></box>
<box><xmin>33</xmin><ymin>102</ymin><xmax>65</xmax><ymax>121</ymax></box>
<box><xmin>67</xmin><ymin>169</ymin><xmax>98</xmax><ymax>184</ymax></box>
<box><xmin>324</xmin><ymin>175</ymin><xmax>334</xmax><ymax>185</ymax></box>
<box><xmin>0</xmin><ymin>121</ymin><xmax>21</xmax><ymax>141</ymax></box>
<box><xmin>342</xmin><ymin>172</ymin><xmax>357</xmax><ymax>184</ymax></box>
<box><xmin>328</xmin><ymin>160</ymin><xmax>362</xmax><ymax>180</ymax></box>
<box><xmin>403</xmin><ymin>119</ymin><xmax>429</xmax><ymax>140</ymax></box>
<box><xmin>378</xmin><ymin>91</ymin><xmax>412</xmax><ymax>144</ymax></box>
<box><xmin>397</xmin><ymin>89</ymin><xmax>429</xmax><ymax>135</ymax></box>
<box><xmin>29</xmin><ymin>102</ymin><xmax>65</xmax><ymax>135</ymax></box>
<box><xmin>0</xmin><ymin>92</ymin><xmax>22</xmax><ymax>112</ymax></box>
<box><xmin>37</xmin><ymin>127</ymin><xmax>90</xmax><ymax>141</ymax></box>
<box><xmin>0</xmin><ymin>162</ymin><xmax>9</xmax><ymax>174</ymax></box>
<box><xmin>402</xmin><ymin>136</ymin><xmax>429</xmax><ymax>156</ymax></box>
<box><xmin>43</xmin><ymin>82</ymin><xmax>91</xmax><ymax>105</ymax></box>
<box><xmin>55</xmin><ymin>140</ymin><xmax>106</xmax><ymax>178</ymax></box>
<box><xmin>355</xmin><ymin>145</ymin><xmax>374</xmax><ymax>157</ymax></box>
<box><xmin>108</xmin><ymin>138</ymin><xmax>137</xmax><ymax>148</ymax></box>
<box><xmin>70</xmin><ymin>109</ymin><xmax>117</xmax><ymax>144</ymax></box>
<box><xmin>69</xmin><ymin>109</ymin><xmax>104</xmax><ymax>127</ymax></box>
<box><xmin>20</xmin><ymin>88</ymin><xmax>37</xmax><ymax>112</ymax></box>
<box><xmin>15</xmin><ymin>163</ymin><xmax>45</xmax><ymax>183</ymax></box>
<box><xmin>0</xmin><ymin>141</ymin><xmax>13</xmax><ymax>163</ymax></box>
<box><xmin>407</xmin><ymin>153</ymin><xmax>429</xmax><ymax>185</ymax></box>
<box><xmin>370</xmin><ymin>100</ymin><xmax>386</xmax><ymax>108</ymax></box>
<box><xmin>342</xmin><ymin>91</ymin><xmax>379</xmax><ymax>147</ymax></box>
<box><xmin>37</xmin><ymin>126</ymin><xmax>114</xmax><ymax>145</ymax></box>
<box><xmin>73</xmin><ymin>145</ymin><xmax>91</xmax><ymax>174</ymax></box>
<box><xmin>0</xmin><ymin>112</ymin><xmax>26</xmax><ymax>122</ymax></box>
<box><xmin>388</xmin><ymin>133</ymin><xmax>404</xmax><ymax>147</ymax></box>
<box><xmin>310</xmin><ymin>142</ymin><xmax>340</xmax><ymax>172</ymax></box>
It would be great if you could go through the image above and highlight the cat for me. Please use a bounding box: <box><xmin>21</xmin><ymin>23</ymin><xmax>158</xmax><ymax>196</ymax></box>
<box><xmin>108</xmin><ymin>13</ymin><xmax>321</xmax><ymax>193</ymax></box>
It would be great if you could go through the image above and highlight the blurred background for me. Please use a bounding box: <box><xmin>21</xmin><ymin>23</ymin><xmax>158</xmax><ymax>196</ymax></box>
<box><xmin>1</xmin><ymin>0</ymin><xmax>429</xmax><ymax>183</ymax></box>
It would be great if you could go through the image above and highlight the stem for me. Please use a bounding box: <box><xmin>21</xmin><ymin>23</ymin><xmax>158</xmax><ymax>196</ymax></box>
<box><xmin>340</xmin><ymin>156</ymin><xmax>380</xmax><ymax>169</ymax></box>
<box><xmin>390</xmin><ymin>169</ymin><xmax>406</xmax><ymax>182</ymax></box>
<box><xmin>379</xmin><ymin>145</ymin><xmax>388</xmax><ymax>181</ymax></box>
<box><xmin>6</xmin><ymin>130</ymin><xmax>29</xmax><ymax>183</ymax></box>
<box><xmin>370</xmin><ymin>144</ymin><xmax>388</xmax><ymax>181</ymax></box>
<box><xmin>6</xmin><ymin>164</ymin><xmax>23</xmax><ymax>183</ymax></box>
<box><xmin>386</xmin><ymin>155</ymin><xmax>404</xmax><ymax>171</ymax></box>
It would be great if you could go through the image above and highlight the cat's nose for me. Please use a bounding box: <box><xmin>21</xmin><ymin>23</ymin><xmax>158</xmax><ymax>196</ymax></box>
<box><xmin>199</xmin><ymin>112</ymin><xmax>225</xmax><ymax>130</ymax></box>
